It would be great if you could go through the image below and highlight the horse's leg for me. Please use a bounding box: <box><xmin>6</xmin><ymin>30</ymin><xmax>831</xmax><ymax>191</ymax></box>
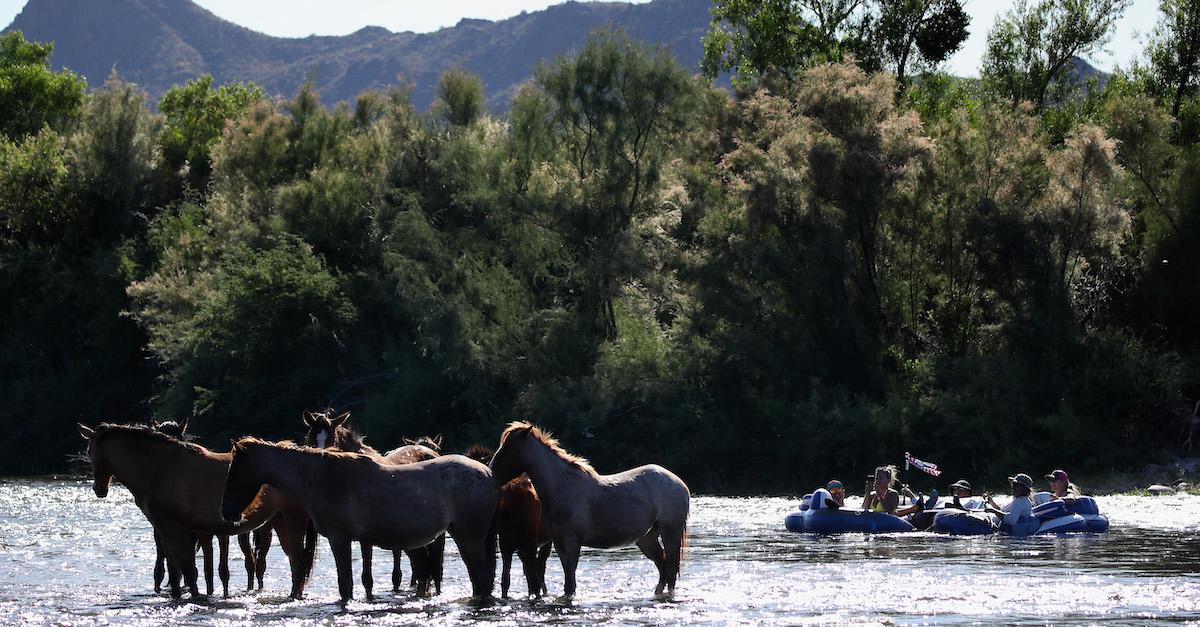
<box><xmin>635</xmin><ymin>527</ymin><xmax>668</xmax><ymax>596</ymax></box>
<box><xmin>153</xmin><ymin>531</ymin><xmax>166</xmax><ymax>593</ymax></box>
<box><xmin>449</xmin><ymin>527</ymin><xmax>492</xmax><ymax>599</ymax></box>
<box><xmin>237</xmin><ymin>533</ymin><xmax>255</xmax><ymax>591</ymax></box>
<box><xmin>161</xmin><ymin>526</ymin><xmax>198</xmax><ymax>597</ymax></box>
<box><xmin>405</xmin><ymin>548</ymin><xmax>429</xmax><ymax>596</ymax></box>
<box><xmin>660</xmin><ymin>522</ymin><xmax>685</xmax><ymax>594</ymax></box>
<box><xmin>360</xmin><ymin>543</ymin><xmax>374</xmax><ymax>600</ymax></box>
<box><xmin>500</xmin><ymin>548</ymin><xmax>514</xmax><ymax>598</ymax></box>
<box><xmin>553</xmin><ymin>536</ymin><xmax>581</xmax><ymax>598</ymax></box>
<box><xmin>217</xmin><ymin>534</ymin><xmax>230</xmax><ymax>598</ymax></box>
<box><xmin>391</xmin><ymin>549</ymin><xmax>403</xmax><ymax>593</ymax></box>
<box><xmin>536</xmin><ymin>543</ymin><xmax>552</xmax><ymax>596</ymax></box>
<box><xmin>254</xmin><ymin>525</ymin><xmax>272</xmax><ymax>591</ymax></box>
<box><xmin>199</xmin><ymin>534</ymin><xmax>215</xmax><ymax>596</ymax></box>
<box><xmin>430</xmin><ymin>534</ymin><xmax>445</xmax><ymax>595</ymax></box>
<box><xmin>277</xmin><ymin>515</ymin><xmax>309</xmax><ymax>599</ymax></box>
<box><xmin>327</xmin><ymin>536</ymin><xmax>355</xmax><ymax>603</ymax></box>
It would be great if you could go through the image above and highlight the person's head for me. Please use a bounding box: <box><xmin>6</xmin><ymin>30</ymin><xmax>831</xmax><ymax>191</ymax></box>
<box><xmin>1009</xmin><ymin>473</ymin><xmax>1034</xmax><ymax>497</ymax></box>
<box><xmin>826</xmin><ymin>479</ymin><xmax>845</xmax><ymax>500</ymax></box>
<box><xmin>874</xmin><ymin>465</ymin><xmax>898</xmax><ymax>489</ymax></box>
<box><xmin>950</xmin><ymin>479</ymin><xmax>972</xmax><ymax>497</ymax></box>
<box><xmin>1045</xmin><ymin>469</ymin><xmax>1069</xmax><ymax>494</ymax></box>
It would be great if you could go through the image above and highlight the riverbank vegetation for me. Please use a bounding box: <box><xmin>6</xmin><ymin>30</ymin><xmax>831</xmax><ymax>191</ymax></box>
<box><xmin>2</xmin><ymin>0</ymin><xmax>1198</xmax><ymax>493</ymax></box>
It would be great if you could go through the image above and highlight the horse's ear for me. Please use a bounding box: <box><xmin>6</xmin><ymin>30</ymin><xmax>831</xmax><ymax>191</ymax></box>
<box><xmin>403</xmin><ymin>437</ymin><xmax>417</xmax><ymax>446</ymax></box>
<box><xmin>150</xmin><ymin>420</ymin><xmax>160</xmax><ymax>430</ymax></box>
<box><xmin>303</xmin><ymin>411</ymin><xmax>314</xmax><ymax>427</ymax></box>
<box><xmin>332</xmin><ymin>411</ymin><xmax>350</xmax><ymax>429</ymax></box>
<box><xmin>78</xmin><ymin>423</ymin><xmax>94</xmax><ymax>440</ymax></box>
<box><xmin>432</xmin><ymin>434</ymin><xmax>443</xmax><ymax>448</ymax></box>
<box><xmin>180</xmin><ymin>417</ymin><xmax>189</xmax><ymax>433</ymax></box>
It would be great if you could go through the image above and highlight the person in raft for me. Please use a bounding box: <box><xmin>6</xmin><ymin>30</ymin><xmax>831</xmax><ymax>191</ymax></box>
<box><xmin>938</xmin><ymin>479</ymin><xmax>974</xmax><ymax>510</ymax></box>
<box><xmin>826</xmin><ymin>479</ymin><xmax>846</xmax><ymax>507</ymax></box>
<box><xmin>1045</xmin><ymin>469</ymin><xmax>1081</xmax><ymax>504</ymax></box>
<box><xmin>862</xmin><ymin>465</ymin><xmax>901</xmax><ymax>514</ymax></box>
<box><xmin>985</xmin><ymin>473</ymin><xmax>1035</xmax><ymax>527</ymax></box>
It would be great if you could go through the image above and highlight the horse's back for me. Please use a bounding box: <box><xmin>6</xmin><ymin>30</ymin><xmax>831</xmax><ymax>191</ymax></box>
<box><xmin>601</xmin><ymin>464</ymin><xmax>690</xmax><ymax>521</ymax></box>
<box><xmin>382</xmin><ymin>444</ymin><xmax>439</xmax><ymax>465</ymax></box>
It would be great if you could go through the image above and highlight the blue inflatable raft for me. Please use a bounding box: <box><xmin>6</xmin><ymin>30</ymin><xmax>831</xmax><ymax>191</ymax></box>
<box><xmin>784</xmin><ymin>490</ymin><xmax>915</xmax><ymax>534</ymax></box>
<box><xmin>930</xmin><ymin>494</ymin><xmax>1109</xmax><ymax>536</ymax></box>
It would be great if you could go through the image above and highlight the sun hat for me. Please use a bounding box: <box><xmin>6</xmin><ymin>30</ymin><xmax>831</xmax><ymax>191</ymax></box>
<box><xmin>949</xmin><ymin>479</ymin><xmax>971</xmax><ymax>492</ymax></box>
<box><xmin>1008</xmin><ymin>473</ymin><xmax>1034</xmax><ymax>489</ymax></box>
<box><xmin>826</xmin><ymin>479</ymin><xmax>844</xmax><ymax>491</ymax></box>
<box><xmin>1045</xmin><ymin>469</ymin><xmax>1069</xmax><ymax>482</ymax></box>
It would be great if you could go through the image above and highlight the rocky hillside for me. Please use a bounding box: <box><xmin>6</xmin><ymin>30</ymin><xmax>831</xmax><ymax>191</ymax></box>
<box><xmin>4</xmin><ymin>0</ymin><xmax>712</xmax><ymax>109</ymax></box>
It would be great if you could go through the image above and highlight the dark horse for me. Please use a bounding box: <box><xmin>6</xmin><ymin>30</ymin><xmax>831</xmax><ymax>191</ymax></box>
<box><xmin>78</xmin><ymin>423</ymin><xmax>281</xmax><ymax>598</ymax></box>
<box><xmin>221</xmin><ymin>438</ymin><xmax>498</xmax><ymax>602</ymax></box>
<box><xmin>147</xmin><ymin>419</ymin><xmax>256</xmax><ymax>597</ymax></box>
<box><xmin>302</xmin><ymin>411</ymin><xmax>446</xmax><ymax>596</ymax></box>
<box><xmin>466</xmin><ymin>444</ymin><xmax>551</xmax><ymax>597</ymax></box>
<box><xmin>489</xmin><ymin>421</ymin><xmax>690</xmax><ymax>598</ymax></box>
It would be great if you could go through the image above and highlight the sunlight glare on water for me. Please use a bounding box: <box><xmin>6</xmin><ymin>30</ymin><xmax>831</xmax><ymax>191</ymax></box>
<box><xmin>1</xmin><ymin>481</ymin><xmax>1199</xmax><ymax>625</ymax></box>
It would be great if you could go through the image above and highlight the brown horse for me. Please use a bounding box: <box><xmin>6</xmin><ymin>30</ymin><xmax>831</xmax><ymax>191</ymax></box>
<box><xmin>302</xmin><ymin>410</ymin><xmax>445</xmax><ymax>596</ymax></box>
<box><xmin>78</xmin><ymin>422</ymin><xmax>280</xmax><ymax>599</ymax></box>
<box><xmin>247</xmin><ymin>482</ymin><xmax>319</xmax><ymax>598</ymax></box>
<box><xmin>147</xmin><ymin>420</ymin><xmax>256</xmax><ymax>597</ymax></box>
<box><xmin>220</xmin><ymin>438</ymin><xmax>498</xmax><ymax>602</ymax></box>
<box><xmin>489</xmin><ymin>421</ymin><xmax>690</xmax><ymax>598</ymax></box>
<box><xmin>466</xmin><ymin>444</ymin><xmax>551</xmax><ymax>597</ymax></box>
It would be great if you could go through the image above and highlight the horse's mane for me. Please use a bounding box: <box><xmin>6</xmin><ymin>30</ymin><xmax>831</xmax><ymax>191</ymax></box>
<box><xmin>233</xmin><ymin>436</ymin><xmax>377</xmax><ymax>462</ymax></box>
<box><xmin>92</xmin><ymin>422</ymin><xmax>210</xmax><ymax>456</ymax></box>
<box><xmin>499</xmin><ymin>421</ymin><xmax>596</xmax><ymax>476</ymax></box>
<box><xmin>463</xmin><ymin>443</ymin><xmax>494</xmax><ymax>464</ymax></box>
<box><xmin>333</xmin><ymin>425</ymin><xmax>372</xmax><ymax>453</ymax></box>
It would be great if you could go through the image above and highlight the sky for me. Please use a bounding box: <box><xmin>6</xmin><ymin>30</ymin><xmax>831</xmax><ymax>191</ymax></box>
<box><xmin>0</xmin><ymin>0</ymin><xmax>1162</xmax><ymax>78</ymax></box>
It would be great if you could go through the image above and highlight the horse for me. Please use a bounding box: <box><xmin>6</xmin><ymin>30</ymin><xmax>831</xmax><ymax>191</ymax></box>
<box><xmin>146</xmin><ymin>420</ymin><xmax>256</xmax><ymax>597</ymax></box>
<box><xmin>220</xmin><ymin>437</ymin><xmax>498</xmax><ymax>602</ymax></box>
<box><xmin>466</xmin><ymin>444</ymin><xmax>551</xmax><ymax>597</ymax></box>
<box><xmin>77</xmin><ymin>422</ymin><xmax>280</xmax><ymax>599</ymax></box>
<box><xmin>302</xmin><ymin>410</ymin><xmax>445</xmax><ymax>596</ymax></box>
<box><xmin>488</xmin><ymin>421</ymin><xmax>690</xmax><ymax>598</ymax></box>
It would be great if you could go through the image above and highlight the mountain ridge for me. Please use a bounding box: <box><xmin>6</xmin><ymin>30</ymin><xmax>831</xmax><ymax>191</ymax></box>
<box><xmin>3</xmin><ymin>0</ymin><xmax>712</xmax><ymax>109</ymax></box>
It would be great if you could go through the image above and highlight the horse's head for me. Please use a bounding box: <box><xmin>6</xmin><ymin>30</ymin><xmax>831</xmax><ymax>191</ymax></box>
<box><xmin>78</xmin><ymin>423</ymin><xmax>112</xmax><ymax>498</ymax></box>
<box><xmin>222</xmin><ymin>438</ymin><xmax>267</xmax><ymax>522</ymax></box>
<box><xmin>405</xmin><ymin>434</ymin><xmax>443</xmax><ymax>454</ymax></box>
<box><xmin>463</xmin><ymin>443</ymin><xmax>494</xmax><ymax>465</ymax></box>
<box><xmin>303</xmin><ymin>409</ymin><xmax>349</xmax><ymax>449</ymax></box>
<box><xmin>490</xmin><ymin>423</ymin><xmax>535</xmax><ymax>485</ymax></box>
<box><xmin>151</xmin><ymin>418</ymin><xmax>189</xmax><ymax>440</ymax></box>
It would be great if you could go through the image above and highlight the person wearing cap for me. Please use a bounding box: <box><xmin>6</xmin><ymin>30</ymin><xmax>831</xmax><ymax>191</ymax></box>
<box><xmin>825</xmin><ymin>479</ymin><xmax>846</xmax><ymax>507</ymax></box>
<box><xmin>985</xmin><ymin>473</ymin><xmax>1034</xmax><ymax>527</ymax></box>
<box><xmin>1046</xmin><ymin>469</ymin><xmax>1081</xmax><ymax>504</ymax></box>
<box><xmin>944</xmin><ymin>479</ymin><xmax>973</xmax><ymax>510</ymax></box>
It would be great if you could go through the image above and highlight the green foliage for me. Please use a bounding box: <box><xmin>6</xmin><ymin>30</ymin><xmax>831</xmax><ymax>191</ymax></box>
<box><xmin>2</xmin><ymin>30</ymin><xmax>1198</xmax><ymax>492</ymax></box>
<box><xmin>158</xmin><ymin>75</ymin><xmax>264</xmax><ymax>192</ymax></box>
<box><xmin>982</xmin><ymin>0</ymin><xmax>1131</xmax><ymax>111</ymax></box>
<box><xmin>435</xmin><ymin>69</ymin><xmax>485</xmax><ymax>127</ymax></box>
<box><xmin>1144</xmin><ymin>0</ymin><xmax>1200</xmax><ymax>120</ymax></box>
<box><xmin>0</xmin><ymin>31</ymin><xmax>86</xmax><ymax>140</ymax></box>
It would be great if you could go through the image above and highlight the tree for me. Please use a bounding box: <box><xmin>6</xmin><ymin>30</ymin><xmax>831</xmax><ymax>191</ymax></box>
<box><xmin>0</xmin><ymin>32</ymin><xmax>86</xmax><ymax>140</ymax></box>
<box><xmin>435</xmin><ymin>68</ymin><xmax>485</xmax><ymax>127</ymax></box>
<box><xmin>702</xmin><ymin>0</ymin><xmax>873</xmax><ymax>85</ymax></box>
<box><xmin>158</xmin><ymin>75</ymin><xmax>264</xmax><ymax>192</ymax></box>
<box><xmin>1145</xmin><ymin>0</ymin><xmax>1200</xmax><ymax>119</ymax></box>
<box><xmin>531</xmin><ymin>31</ymin><xmax>700</xmax><ymax>342</ymax></box>
<box><xmin>982</xmin><ymin>0</ymin><xmax>1130</xmax><ymax>110</ymax></box>
<box><xmin>875</xmin><ymin>0</ymin><xmax>970</xmax><ymax>97</ymax></box>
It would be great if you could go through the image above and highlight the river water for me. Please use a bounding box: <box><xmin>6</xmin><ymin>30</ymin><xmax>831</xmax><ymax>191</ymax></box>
<box><xmin>2</xmin><ymin>478</ymin><xmax>1199</xmax><ymax>625</ymax></box>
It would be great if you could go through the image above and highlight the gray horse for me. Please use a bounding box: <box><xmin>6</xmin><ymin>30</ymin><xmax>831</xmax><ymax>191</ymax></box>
<box><xmin>488</xmin><ymin>421</ymin><xmax>690</xmax><ymax>598</ymax></box>
<box><xmin>220</xmin><ymin>437</ymin><xmax>497</xmax><ymax>602</ymax></box>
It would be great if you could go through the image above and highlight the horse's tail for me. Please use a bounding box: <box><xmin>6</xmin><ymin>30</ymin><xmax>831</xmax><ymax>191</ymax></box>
<box><xmin>486</xmin><ymin>503</ymin><xmax>500</xmax><ymax>590</ymax></box>
<box><xmin>679</xmin><ymin>519</ymin><xmax>688</xmax><ymax>564</ymax></box>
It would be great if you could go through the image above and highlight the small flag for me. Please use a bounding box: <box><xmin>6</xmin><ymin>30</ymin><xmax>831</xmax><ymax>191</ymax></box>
<box><xmin>905</xmin><ymin>452</ymin><xmax>941</xmax><ymax>477</ymax></box>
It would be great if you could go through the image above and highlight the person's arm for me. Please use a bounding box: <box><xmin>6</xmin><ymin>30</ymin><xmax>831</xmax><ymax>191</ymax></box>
<box><xmin>862</xmin><ymin>481</ymin><xmax>875</xmax><ymax>511</ymax></box>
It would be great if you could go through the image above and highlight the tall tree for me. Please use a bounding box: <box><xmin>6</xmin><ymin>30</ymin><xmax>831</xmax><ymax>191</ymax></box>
<box><xmin>875</xmin><ymin>0</ymin><xmax>970</xmax><ymax>97</ymax></box>
<box><xmin>982</xmin><ymin>0</ymin><xmax>1130</xmax><ymax>111</ymax></box>
<box><xmin>0</xmin><ymin>31</ymin><xmax>86</xmax><ymax>140</ymax></box>
<box><xmin>1145</xmin><ymin>0</ymin><xmax>1200</xmax><ymax>119</ymax></box>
